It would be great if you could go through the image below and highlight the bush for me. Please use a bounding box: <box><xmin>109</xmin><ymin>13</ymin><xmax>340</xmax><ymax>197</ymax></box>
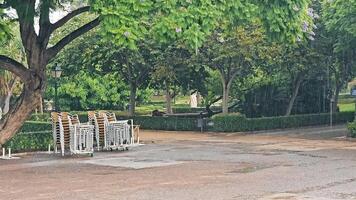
<box><xmin>212</xmin><ymin>111</ymin><xmax>355</xmax><ymax>132</ymax></box>
<box><xmin>347</xmin><ymin>121</ymin><xmax>356</xmax><ymax>138</ymax></box>
<box><xmin>19</xmin><ymin>121</ymin><xmax>52</xmax><ymax>132</ymax></box>
<box><xmin>3</xmin><ymin>121</ymin><xmax>52</xmax><ymax>152</ymax></box>
<box><xmin>118</xmin><ymin>116</ymin><xmax>200</xmax><ymax>131</ymax></box>
<box><xmin>3</xmin><ymin>132</ymin><xmax>52</xmax><ymax>152</ymax></box>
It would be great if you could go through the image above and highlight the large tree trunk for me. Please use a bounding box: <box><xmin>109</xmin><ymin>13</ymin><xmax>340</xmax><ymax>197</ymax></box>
<box><xmin>165</xmin><ymin>84</ymin><xmax>173</xmax><ymax>114</ymax></box>
<box><xmin>0</xmin><ymin>46</ymin><xmax>47</xmax><ymax>145</ymax></box>
<box><xmin>0</xmin><ymin>85</ymin><xmax>42</xmax><ymax>145</ymax></box>
<box><xmin>285</xmin><ymin>76</ymin><xmax>303</xmax><ymax>116</ymax></box>
<box><xmin>129</xmin><ymin>83</ymin><xmax>137</xmax><ymax>116</ymax></box>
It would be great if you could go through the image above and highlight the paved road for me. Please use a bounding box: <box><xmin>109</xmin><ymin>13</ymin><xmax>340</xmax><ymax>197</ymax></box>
<box><xmin>1</xmin><ymin>125</ymin><xmax>356</xmax><ymax>200</ymax></box>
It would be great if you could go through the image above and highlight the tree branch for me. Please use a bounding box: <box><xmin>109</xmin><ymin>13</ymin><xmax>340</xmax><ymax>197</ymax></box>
<box><xmin>50</xmin><ymin>6</ymin><xmax>91</xmax><ymax>33</ymax></box>
<box><xmin>38</xmin><ymin>0</ymin><xmax>51</xmax><ymax>47</ymax></box>
<box><xmin>47</xmin><ymin>17</ymin><xmax>100</xmax><ymax>60</ymax></box>
<box><xmin>0</xmin><ymin>55</ymin><xmax>29</xmax><ymax>81</ymax></box>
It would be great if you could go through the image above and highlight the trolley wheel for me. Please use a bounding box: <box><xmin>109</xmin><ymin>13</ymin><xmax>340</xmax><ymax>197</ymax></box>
<box><xmin>90</xmin><ymin>153</ymin><xmax>94</xmax><ymax>157</ymax></box>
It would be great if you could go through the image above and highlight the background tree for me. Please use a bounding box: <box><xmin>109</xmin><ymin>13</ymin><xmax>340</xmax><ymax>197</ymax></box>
<box><xmin>0</xmin><ymin>0</ymin><xmax>314</xmax><ymax>144</ymax></box>
<box><xmin>198</xmin><ymin>26</ymin><xmax>273</xmax><ymax>114</ymax></box>
<box><xmin>152</xmin><ymin>43</ymin><xmax>207</xmax><ymax>114</ymax></box>
<box><xmin>279</xmin><ymin>45</ymin><xmax>323</xmax><ymax>116</ymax></box>
<box><xmin>320</xmin><ymin>0</ymin><xmax>356</xmax><ymax>111</ymax></box>
<box><xmin>94</xmin><ymin>41</ymin><xmax>155</xmax><ymax>116</ymax></box>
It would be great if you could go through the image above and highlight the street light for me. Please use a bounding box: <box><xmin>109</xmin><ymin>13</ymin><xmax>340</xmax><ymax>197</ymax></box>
<box><xmin>51</xmin><ymin>63</ymin><xmax>62</xmax><ymax>111</ymax></box>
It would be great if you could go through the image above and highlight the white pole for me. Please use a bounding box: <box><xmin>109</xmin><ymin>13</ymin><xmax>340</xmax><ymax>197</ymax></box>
<box><xmin>8</xmin><ymin>148</ymin><xmax>11</xmax><ymax>158</ymax></box>
<box><xmin>48</xmin><ymin>144</ymin><xmax>51</xmax><ymax>153</ymax></box>
<box><xmin>137</xmin><ymin>137</ymin><xmax>140</xmax><ymax>144</ymax></box>
<box><xmin>2</xmin><ymin>148</ymin><xmax>5</xmax><ymax>157</ymax></box>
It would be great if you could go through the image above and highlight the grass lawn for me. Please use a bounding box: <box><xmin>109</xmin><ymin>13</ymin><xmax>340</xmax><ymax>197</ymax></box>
<box><xmin>339</xmin><ymin>103</ymin><xmax>355</xmax><ymax>112</ymax></box>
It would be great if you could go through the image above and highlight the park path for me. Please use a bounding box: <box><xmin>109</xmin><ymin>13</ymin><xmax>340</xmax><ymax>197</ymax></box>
<box><xmin>0</xmin><ymin>124</ymin><xmax>356</xmax><ymax>200</ymax></box>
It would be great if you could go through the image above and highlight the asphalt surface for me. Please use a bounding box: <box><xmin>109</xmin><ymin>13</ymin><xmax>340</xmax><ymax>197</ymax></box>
<box><xmin>1</xmin><ymin>125</ymin><xmax>356</xmax><ymax>200</ymax></box>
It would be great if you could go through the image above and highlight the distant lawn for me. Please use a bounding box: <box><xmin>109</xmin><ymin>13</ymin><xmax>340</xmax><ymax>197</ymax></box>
<box><xmin>339</xmin><ymin>103</ymin><xmax>355</xmax><ymax>112</ymax></box>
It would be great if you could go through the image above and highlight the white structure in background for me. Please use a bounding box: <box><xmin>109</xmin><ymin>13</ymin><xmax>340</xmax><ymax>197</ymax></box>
<box><xmin>0</xmin><ymin>107</ymin><xmax>2</xmax><ymax>120</ymax></box>
<box><xmin>190</xmin><ymin>92</ymin><xmax>198</xmax><ymax>108</ymax></box>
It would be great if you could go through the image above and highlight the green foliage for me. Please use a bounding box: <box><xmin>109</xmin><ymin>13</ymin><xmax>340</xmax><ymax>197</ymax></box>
<box><xmin>118</xmin><ymin>116</ymin><xmax>200</xmax><ymax>131</ymax></box>
<box><xmin>3</xmin><ymin>132</ymin><xmax>52</xmax><ymax>152</ymax></box>
<box><xmin>152</xmin><ymin>42</ymin><xmax>208</xmax><ymax>94</ymax></box>
<box><xmin>212</xmin><ymin>111</ymin><xmax>355</xmax><ymax>132</ymax></box>
<box><xmin>3</xmin><ymin>121</ymin><xmax>52</xmax><ymax>152</ymax></box>
<box><xmin>48</xmin><ymin>29</ymin><xmax>155</xmax><ymax>111</ymax></box>
<box><xmin>18</xmin><ymin>121</ymin><xmax>52</xmax><ymax>132</ymax></box>
<box><xmin>323</xmin><ymin>0</ymin><xmax>356</xmax><ymax>39</ymax></box>
<box><xmin>347</xmin><ymin>121</ymin><xmax>356</xmax><ymax>138</ymax></box>
<box><xmin>91</xmin><ymin>0</ymin><xmax>314</xmax><ymax>50</ymax></box>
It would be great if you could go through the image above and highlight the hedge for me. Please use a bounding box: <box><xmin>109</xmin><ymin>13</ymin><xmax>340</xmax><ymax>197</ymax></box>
<box><xmin>3</xmin><ymin>121</ymin><xmax>52</xmax><ymax>152</ymax></box>
<box><xmin>118</xmin><ymin>116</ymin><xmax>200</xmax><ymax>131</ymax></box>
<box><xmin>212</xmin><ymin>111</ymin><xmax>355</xmax><ymax>132</ymax></box>
<box><xmin>3</xmin><ymin>131</ymin><xmax>52</xmax><ymax>152</ymax></box>
<box><xmin>3</xmin><ymin>111</ymin><xmax>355</xmax><ymax>152</ymax></box>
<box><xmin>19</xmin><ymin>121</ymin><xmax>52</xmax><ymax>132</ymax></box>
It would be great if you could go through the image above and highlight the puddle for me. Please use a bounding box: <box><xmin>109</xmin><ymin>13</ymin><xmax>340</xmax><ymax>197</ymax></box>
<box><xmin>81</xmin><ymin>157</ymin><xmax>184</xmax><ymax>169</ymax></box>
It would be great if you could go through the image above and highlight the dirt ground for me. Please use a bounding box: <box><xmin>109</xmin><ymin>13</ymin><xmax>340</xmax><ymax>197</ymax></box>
<box><xmin>1</xmin><ymin>125</ymin><xmax>356</xmax><ymax>200</ymax></box>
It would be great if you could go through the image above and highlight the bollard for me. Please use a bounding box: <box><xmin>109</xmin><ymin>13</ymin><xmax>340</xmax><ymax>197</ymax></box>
<box><xmin>2</xmin><ymin>148</ymin><xmax>4</xmax><ymax>157</ymax></box>
<box><xmin>8</xmin><ymin>148</ymin><xmax>11</xmax><ymax>158</ymax></box>
<box><xmin>48</xmin><ymin>144</ymin><xmax>51</xmax><ymax>153</ymax></box>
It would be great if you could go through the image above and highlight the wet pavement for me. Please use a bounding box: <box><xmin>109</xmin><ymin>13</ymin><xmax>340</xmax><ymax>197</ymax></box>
<box><xmin>1</xmin><ymin>125</ymin><xmax>356</xmax><ymax>200</ymax></box>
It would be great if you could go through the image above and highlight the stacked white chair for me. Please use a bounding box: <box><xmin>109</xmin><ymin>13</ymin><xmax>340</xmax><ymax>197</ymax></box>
<box><xmin>88</xmin><ymin>111</ymin><xmax>137</xmax><ymax>151</ymax></box>
<box><xmin>51</xmin><ymin>112</ymin><xmax>94</xmax><ymax>156</ymax></box>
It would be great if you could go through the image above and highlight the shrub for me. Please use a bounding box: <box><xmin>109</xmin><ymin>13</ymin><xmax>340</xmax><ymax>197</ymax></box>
<box><xmin>3</xmin><ymin>121</ymin><xmax>52</xmax><ymax>152</ymax></box>
<box><xmin>3</xmin><ymin>131</ymin><xmax>52</xmax><ymax>152</ymax></box>
<box><xmin>347</xmin><ymin>121</ymin><xmax>356</xmax><ymax>138</ymax></box>
<box><xmin>212</xmin><ymin>111</ymin><xmax>355</xmax><ymax>132</ymax></box>
<box><xmin>19</xmin><ymin>121</ymin><xmax>52</xmax><ymax>132</ymax></box>
<box><xmin>118</xmin><ymin>116</ymin><xmax>200</xmax><ymax>131</ymax></box>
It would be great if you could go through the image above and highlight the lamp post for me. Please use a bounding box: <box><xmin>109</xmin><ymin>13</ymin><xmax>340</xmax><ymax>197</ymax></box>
<box><xmin>51</xmin><ymin>63</ymin><xmax>62</xmax><ymax>111</ymax></box>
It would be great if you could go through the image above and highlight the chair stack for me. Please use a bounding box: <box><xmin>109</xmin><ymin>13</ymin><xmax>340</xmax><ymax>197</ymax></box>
<box><xmin>88</xmin><ymin>111</ymin><xmax>138</xmax><ymax>151</ymax></box>
<box><xmin>51</xmin><ymin>112</ymin><xmax>64</xmax><ymax>155</ymax></box>
<box><xmin>51</xmin><ymin>112</ymin><xmax>94</xmax><ymax>156</ymax></box>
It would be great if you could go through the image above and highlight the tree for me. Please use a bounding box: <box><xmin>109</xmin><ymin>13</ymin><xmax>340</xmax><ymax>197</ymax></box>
<box><xmin>0</xmin><ymin>0</ymin><xmax>314</xmax><ymax>144</ymax></box>
<box><xmin>320</xmin><ymin>0</ymin><xmax>356</xmax><ymax>111</ymax></box>
<box><xmin>198</xmin><ymin>27</ymin><xmax>273</xmax><ymax>114</ymax></box>
<box><xmin>96</xmin><ymin>41</ymin><xmax>155</xmax><ymax>116</ymax></box>
<box><xmin>0</xmin><ymin>1</ymin><xmax>100</xmax><ymax>145</ymax></box>
<box><xmin>151</xmin><ymin>43</ymin><xmax>206</xmax><ymax>114</ymax></box>
<box><xmin>278</xmin><ymin>45</ymin><xmax>322</xmax><ymax>116</ymax></box>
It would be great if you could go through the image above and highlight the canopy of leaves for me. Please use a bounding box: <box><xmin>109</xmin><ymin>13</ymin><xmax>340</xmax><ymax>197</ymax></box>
<box><xmin>90</xmin><ymin>0</ymin><xmax>314</xmax><ymax>50</ymax></box>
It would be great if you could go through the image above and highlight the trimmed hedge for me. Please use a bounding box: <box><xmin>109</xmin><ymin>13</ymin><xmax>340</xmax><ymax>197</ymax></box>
<box><xmin>4</xmin><ymin>121</ymin><xmax>52</xmax><ymax>152</ymax></box>
<box><xmin>19</xmin><ymin>121</ymin><xmax>52</xmax><ymax>132</ymax></box>
<box><xmin>118</xmin><ymin>116</ymin><xmax>200</xmax><ymax>131</ymax></box>
<box><xmin>212</xmin><ymin>111</ymin><xmax>355</xmax><ymax>132</ymax></box>
<box><xmin>172</xmin><ymin>107</ymin><xmax>220</xmax><ymax>113</ymax></box>
<box><xmin>3</xmin><ymin>111</ymin><xmax>355</xmax><ymax>152</ymax></box>
<box><xmin>3</xmin><ymin>131</ymin><xmax>52</xmax><ymax>152</ymax></box>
